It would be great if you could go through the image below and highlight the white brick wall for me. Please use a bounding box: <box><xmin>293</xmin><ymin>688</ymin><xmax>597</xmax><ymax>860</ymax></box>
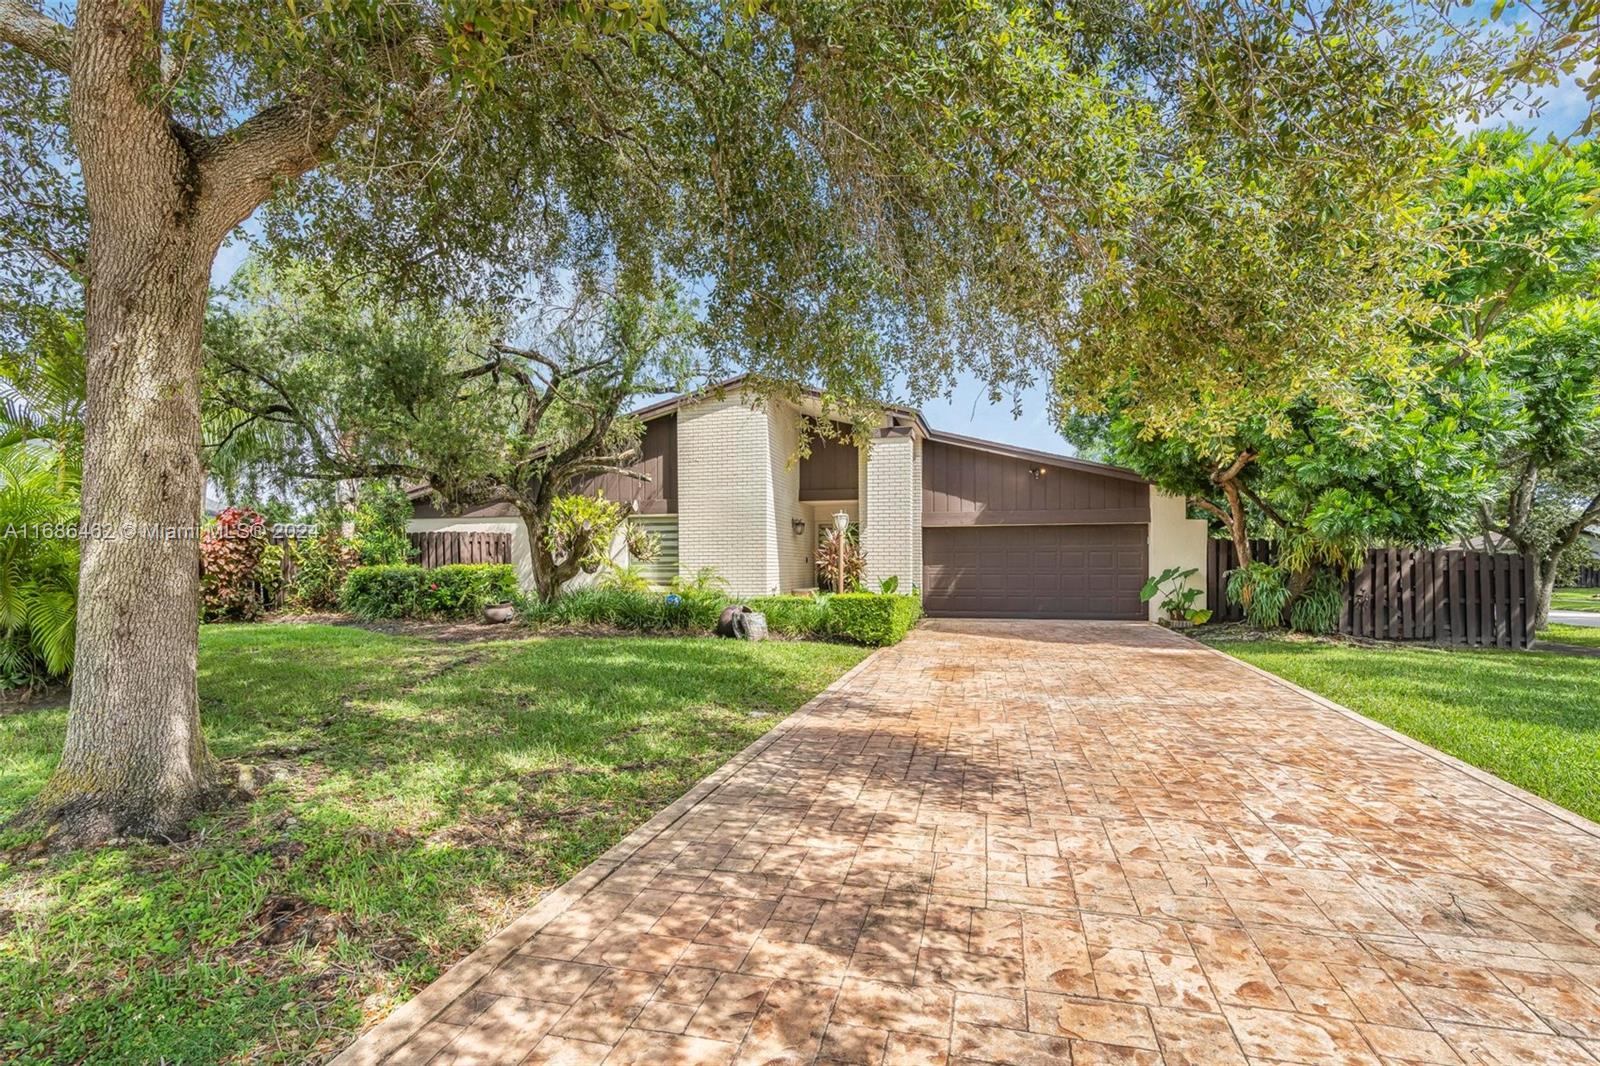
<box><xmin>677</xmin><ymin>395</ymin><xmax>781</xmax><ymax>595</ymax></box>
<box><xmin>861</xmin><ymin>432</ymin><xmax>919</xmax><ymax>592</ymax></box>
<box><xmin>768</xmin><ymin>405</ymin><xmax>811</xmax><ymax>592</ymax></box>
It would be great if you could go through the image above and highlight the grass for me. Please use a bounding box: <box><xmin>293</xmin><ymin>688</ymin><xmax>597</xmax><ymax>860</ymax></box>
<box><xmin>0</xmin><ymin>624</ymin><xmax>867</xmax><ymax>1065</ymax></box>
<box><xmin>1201</xmin><ymin>633</ymin><xmax>1600</xmax><ymax>824</ymax></box>
<box><xmin>1551</xmin><ymin>586</ymin><xmax>1600</xmax><ymax>613</ymax></box>
<box><xmin>1540</xmin><ymin>622</ymin><xmax>1600</xmax><ymax>650</ymax></box>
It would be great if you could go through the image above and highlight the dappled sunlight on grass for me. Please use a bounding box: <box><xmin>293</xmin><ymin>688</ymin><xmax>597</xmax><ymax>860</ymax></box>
<box><xmin>0</xmin><ymin>624</ymin><xmax>866</xmax><ymax>1063</ymax></box>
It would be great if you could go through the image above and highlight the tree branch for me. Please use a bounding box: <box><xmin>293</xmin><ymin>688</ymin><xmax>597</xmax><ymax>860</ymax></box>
<box><xmin>197</xmin><ymin>100</ymin><xmax>349</xmax><ymax>238</ymax></box>
<box><xmin>1240</xmin><ymin>482</ymin><xmax>1291</xmax><ymax>531</ymax></box>
<box><xmin>1210</xmin><ymin>449</ymin><xmax>1257</xmax><ymax>485</ymax></box>
<box><xmin>0</xmin><ymin>0</ymin><xmax>72</xmax><ymax>73</ymax></box>
<box><xmin>1192</xmin><ymin>497</ymin><xmax>1231</xmax><ymax>523</ymax></box>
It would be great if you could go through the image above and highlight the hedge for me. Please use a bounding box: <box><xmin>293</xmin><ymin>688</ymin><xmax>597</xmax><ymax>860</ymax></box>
<box><xmin>825</xmin><ymin>593</ymin><xmax>923</xmax><ymax>646</ymax></box>
<box><xmin>341</xmin><ymin>563</ymin><xmax>517</xmax><ymax>620</ymax></box>
<box><xmin>341</xmin><ymin>565</ymin><xmax>424</xmax><ymax>620</ymax></box>
<box><xmin>522</xmin><ymin>588</ymin><xmax>920</xmax><ymax>646</ymax></box>
<box><xmin>419</xmin><ymin>564</ymin><xmax>519</xmax><ymax>617</ymax></box>
<box><xmin>743</xmin><ymin>595</ymin><xmax>829</xmax><ymax>637</ymax></box>
<box><xmin>521</xmin><ymin>585</ymin><xmax>727</xmax><ymax>632</ymax></box>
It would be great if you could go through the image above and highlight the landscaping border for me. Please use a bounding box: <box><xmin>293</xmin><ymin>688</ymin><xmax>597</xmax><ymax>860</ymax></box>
<box><xmin>1184</xmin><ymin>629</ymin><xmax>1600</xmax><ymax>842</ymax></box>
<box><xmin>329</xmin><ymin>644</ymin><xmax>889</xmax><ymax>1066</ymax></box>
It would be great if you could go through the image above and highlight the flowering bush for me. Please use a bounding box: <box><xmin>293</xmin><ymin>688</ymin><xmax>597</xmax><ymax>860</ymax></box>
<box><xmin>200</xmin><ymin>507</ymin><xmax>269</xmax><ymax>621</ymax></box>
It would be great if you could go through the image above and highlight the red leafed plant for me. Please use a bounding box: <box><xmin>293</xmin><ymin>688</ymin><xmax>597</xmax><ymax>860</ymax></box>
<box><xmin>200</xmin><ymin>507</ymin><xmax>269</xmax><ymax>621</ymax></box>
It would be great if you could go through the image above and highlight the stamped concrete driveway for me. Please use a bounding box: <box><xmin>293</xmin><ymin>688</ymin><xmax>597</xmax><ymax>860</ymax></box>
<box><xmin>336</xmin><ymin>620</ymin><xmax>1600</xmax><ymax>1066</ymax></box>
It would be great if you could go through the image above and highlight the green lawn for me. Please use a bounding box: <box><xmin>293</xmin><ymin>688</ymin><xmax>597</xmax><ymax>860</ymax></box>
<box><xmin>1540</xmin><ymin>622</ymin><xmax>1600</xmax><ymax>650</ymax></box>
<box><xmin>1205</xmin><ymin>636</ymin><xmax>1600</xmax><ymax>823</ymax></box>
<box><xmin>0</xmin><ymin>625</ymin><xmax>867</xmax><ymax>1065</ymax></box>
<box><xmin>1552</xmin><ymin>586</ymin><xmax>1600</xmax><ymax>613</ymax></box>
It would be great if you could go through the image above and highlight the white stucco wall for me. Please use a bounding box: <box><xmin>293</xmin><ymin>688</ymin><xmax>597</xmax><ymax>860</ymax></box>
<box><xmin>407</xmin><ymin>515</ymin><xmax>625</xmax><ymax>594</ymax></box>
<box><xmin>408</xmin><ymin>515</ymin><xmax>535</xmax><ymax>591</ymax></box>
<box><xmin>1146</xmin><ymin>487</ymin><xmax>1210</xmax><ymax>621</ymax></box>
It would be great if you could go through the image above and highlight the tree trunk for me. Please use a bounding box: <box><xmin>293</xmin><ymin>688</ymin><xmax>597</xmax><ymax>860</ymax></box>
<box><xmin>26</xmin><ymin>0</ymin><xmax>225</xmax><ymax>842</ymax></box>
<box><xmin>524</xmin><ymin>507</ymin><xmax>560</xmax><ymax>603</ymax></box>
<box><xmin>1528</xmin><ymin>549</ymin><xmax>1557</xmax><ymax>631</ymax></box>
<box><xmin>1218</xmin><ymin>477</ymin><xmax>1254</xmax><ymax>568</ymax></box>
<box><xmin>31</xmin><ymin>231</ymin><xmax>224</xmax><ymax>841</ymax></box>
<box><xmin>522</xmin><ymin>503</ymin><xmax>576</xmax><ymax>604</ymax></box>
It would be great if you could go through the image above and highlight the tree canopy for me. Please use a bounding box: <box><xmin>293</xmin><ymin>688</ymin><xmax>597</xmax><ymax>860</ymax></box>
<box><xmin>205</xmin><ymin>259</ymin><xmax>691</xmax><ymax>599</ymax></box>
<box><xmin>0</xmin><ymin>0</ymin><xmax>1522</xmax><ymax>841</ymax></box>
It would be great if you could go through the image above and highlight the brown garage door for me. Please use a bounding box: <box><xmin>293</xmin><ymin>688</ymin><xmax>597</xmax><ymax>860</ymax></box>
<box><xmin>922</xmin><ymin>525</ymin><xmax>1147</xmax><ymax>618</ymax></box>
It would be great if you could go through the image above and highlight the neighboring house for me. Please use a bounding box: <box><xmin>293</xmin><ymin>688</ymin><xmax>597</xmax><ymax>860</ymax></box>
<box><xmin>408</xmin><ymin>379</ymin><xmax>1208</xmax><ymax>620</ymax></box>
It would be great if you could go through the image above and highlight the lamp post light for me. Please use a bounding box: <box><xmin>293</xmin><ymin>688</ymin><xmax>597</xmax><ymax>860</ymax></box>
<box><xmin>832</xmin><ymin>510</ymin><xmax>850</xmax><ymax>592</ymax></box>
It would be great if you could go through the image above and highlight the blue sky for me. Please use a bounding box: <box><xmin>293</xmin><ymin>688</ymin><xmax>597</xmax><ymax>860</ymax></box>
<box><xmin>210</xmin><ymin>43</ymin><xmax>1590</xmax><ymax>460</ymax></box>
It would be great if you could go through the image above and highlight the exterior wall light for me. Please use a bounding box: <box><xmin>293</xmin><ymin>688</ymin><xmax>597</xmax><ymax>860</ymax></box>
<box><xmin>792</xmin><ymin>517</ymin><xmax>806</xmax><ymax>535</ymax></box>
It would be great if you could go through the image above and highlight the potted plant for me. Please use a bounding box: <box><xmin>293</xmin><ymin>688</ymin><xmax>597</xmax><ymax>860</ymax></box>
<box><xmin>1139</xmin><ymin>566</ymin><xmax>1212</xmax><ymax>628</ymax></box>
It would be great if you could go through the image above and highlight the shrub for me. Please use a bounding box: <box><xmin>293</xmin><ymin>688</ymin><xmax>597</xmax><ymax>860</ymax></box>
<box><xmin>352</xmin><ymin>482</ymin><xmax>416</xmax><ymax>566</ymax></box>
<box><xmin>417</xmin><ymin>564</ymin><xmax>518</xmax><ymax>618</ymax></box>
<box><xmin>519</xmin><ymin>585</ymin><xmax>922</xmax><ymax>645</ymax></box>
<box><xmin>745</xmin><ymin>595</ymin><xmax>829</xmax><ymax>637</ymax></box>
<box><xmin>255</xmin><ymin>542</ymin><xmax>286</xmax><ymax>607</ymax></box>
<box><xmin>200</xmin><ymin>507</ymin><xmax>270</xmax><ymax>621</ymax></box>
<box><xmin>664</xmin><ymin>586</ymin><xmax>729</xmax><ymax>630</ymax></box>
<box><xmin>1289</xmin><ymin>568</ymin><xmax>1344</xmax><ymax>634</ymax></box>
<box><xmin>290</xmin><ymin>530</ymin><xmax>359</xmax><ymax>609</ymax></box>
<box><xmin>1227</xmin><ymin>562</ymin><xmax>1289</xmax><ymax>629</ymax></box>
<box><xmin>601</xmin><ymin>562</ymin><xmax>653</xmax><ymax>593</ymax></box>
<box><xmin>341</xmin><ymin>564</ymin><xmax>425</xmax><ymax>619</ymax></box>
<box><xmin>817</xmin><ymin>527</ymin><xmax>865</xmax><ymax>591</ymax></box>
<box><xmin>827</xmin><ymin>593</ymin><xmax>922</xmax><ymax>646</ymax></box>
<box><xmin>520</xmin><ymin>584</ymin><xmax>730</xmax><ymax>632</ymax></box>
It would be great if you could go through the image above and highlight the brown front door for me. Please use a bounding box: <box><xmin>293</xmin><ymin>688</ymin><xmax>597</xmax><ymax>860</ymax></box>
<box><xmin>921</xmin><ymin>524</ymin><xmax>1148</xmax><ymax>618</ymax></box>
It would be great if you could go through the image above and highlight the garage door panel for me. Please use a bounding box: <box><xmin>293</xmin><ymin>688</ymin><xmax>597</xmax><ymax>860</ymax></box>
<box><xmin>922</xmin><ymin>525</ymin><xmax>1147</xmax><ymax>619</ymax></box>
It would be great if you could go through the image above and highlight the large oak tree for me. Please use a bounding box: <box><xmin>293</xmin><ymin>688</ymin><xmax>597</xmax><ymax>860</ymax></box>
<box><xmin>0</xmin><ymin>0</ymin><xmax>1506</xmax><ymax>842</ymax></box>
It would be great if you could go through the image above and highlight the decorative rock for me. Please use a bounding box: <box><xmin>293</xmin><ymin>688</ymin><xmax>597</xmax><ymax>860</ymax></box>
<box><xmin>716</xmin><ymin>605</ymin><xmax>767</xmax><ymax>640</ymax></box>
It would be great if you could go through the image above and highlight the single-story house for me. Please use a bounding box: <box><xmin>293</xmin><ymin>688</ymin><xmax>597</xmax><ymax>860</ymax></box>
<box><xmin>409</xmin><ymin>379</ymin><xmax>1208</xmax><ymax>620</ymax></box>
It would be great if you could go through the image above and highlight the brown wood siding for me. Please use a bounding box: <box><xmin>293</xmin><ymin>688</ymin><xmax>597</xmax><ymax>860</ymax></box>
<box><xmin>411</xmin><ymin>498</ymin><xmax>519</xmax><ymax>519</ymax></box>
<box><xmin>799</xmin><ymin>422</ymin><xmax>859</xmax><ymax>501</ymax></box>
<box><xmin>921</xmin><ymin>440</ymin><xmax>1149</xmax><ymax>526</ymax></box>
<box><xmin>572</xmin><ymin>413</ymin><xmax>677</xmax><ymax>514</ymax></box>
<box><xmin>922</xmin><ymin>525</ymin><xmax>1147</xmax><ymax>618</ymax></box>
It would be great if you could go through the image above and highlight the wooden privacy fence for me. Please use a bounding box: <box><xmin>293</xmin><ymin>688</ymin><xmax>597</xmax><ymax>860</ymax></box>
<box><xmin>1206</xmin><ymin>541</ymin><xmax>1536</xmax><ymax>649</ymax></box>
<box><xmin>407</xmin><ymin>530</ymin><xmax>513</xmax><ymax>568</ymax></box>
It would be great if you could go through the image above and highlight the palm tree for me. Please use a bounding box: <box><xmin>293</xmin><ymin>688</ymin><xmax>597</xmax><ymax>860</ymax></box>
<box><xmin>0</xmin><ymin>443</ymin><xmax>79</xmax><ymax>681</ymax></box>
